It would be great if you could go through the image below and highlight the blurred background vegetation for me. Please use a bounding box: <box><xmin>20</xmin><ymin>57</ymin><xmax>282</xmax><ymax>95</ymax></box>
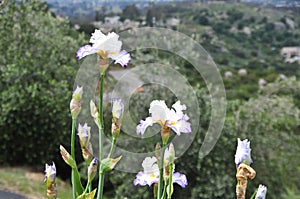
<box><xmin>1</xmin><ymin>0</ymin><xmax>300</xmax><ymax>198</ymax></box>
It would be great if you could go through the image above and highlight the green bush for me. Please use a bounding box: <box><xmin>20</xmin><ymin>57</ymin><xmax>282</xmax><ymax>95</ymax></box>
<box><xmin>0</xmin><ymin>0</ymin><xmax>85</xmax><ymax>169</ymax></box>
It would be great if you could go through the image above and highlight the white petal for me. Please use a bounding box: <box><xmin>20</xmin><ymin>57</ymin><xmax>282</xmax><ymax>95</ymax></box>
<box><xmin>136</xmin><ymin>117</ymin><xmax>153</xmax><ymax>135</ymax></box>
<box><xmin>149</xmin><ymin>100</ymin><xmax>170</xmax><ymax>122</ymax></box>
<box><xmin>142</xmin><ymin>157</ymin><xmax>159</xmax><ymax>174</ymax></box>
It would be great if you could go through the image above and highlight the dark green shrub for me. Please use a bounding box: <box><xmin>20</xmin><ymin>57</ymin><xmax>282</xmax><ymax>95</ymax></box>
<box><xmin>0</xmin><ymin>0</ymin><xmax>85</xmax><ymax>171</ymax></box>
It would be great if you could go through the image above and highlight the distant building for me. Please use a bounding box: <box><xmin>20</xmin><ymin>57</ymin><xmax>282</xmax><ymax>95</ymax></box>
<box><xmin>258</xmin><ymin>78</ymin><xmax>267</xmax><ymax>88</ymax></box>
<box><xmin>238</xmin><ymin>69</ymin><xmax>247</xmax><ymax>76</ymax></box>
<box><xmin>123</xmin><ymin>20</ymin><xmax>140</xmax><ymax>30</ymax></box>
<box><xmin>285</xmin><ymin>18</ymin><xmax>297</xmax><ymax>29</ymax></box>
<box><xmin>105</xmin><ymin>16</ymin><xmax>120</xmax><ymax>24</ymax></box>
<box><xmin>274</xmin><ymin>22</ymin><xmax>286</xmax><ymax>31</ymax></box>
<box><xmin>166</xmin><ymin>18</ymin><xmax>180</xmax><ymax>27</ymax></box>
<box><xmin>224</xmin><ymin>71</ymin><xmax>233</xmax><ymax>79</ymax></box>
<box><xmin>279</xmin><ymin>74</ymin><xmax>287</xmax><ymax>81</ymax></box>
<box><xmin>280</xmin><ymin>47</ymin><xmax>300</xmax><ymax>64</ymax></box>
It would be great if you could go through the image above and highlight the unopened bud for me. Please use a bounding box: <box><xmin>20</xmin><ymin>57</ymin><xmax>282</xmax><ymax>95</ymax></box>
<box><xmin>111</xmin><ymin>98</ymin><xmax>124</xmax><ymax>139</ymax></box>
<box><xmin>88</xmin><ymin>158</ymin><xmax>99</xmax><ymax>183</ymax></box>
<box><xmin>77</xmin><ymin>188</ymin><xmax>97</xmax><ymax>199</ymax></box>
<box><xmin>100</xmin><ymin>156</ymin><xmax>122</xmax><ymax>173</ymax></box>
<box><xmin>70</xmin><ymin>86</ymin><xmax>83</xmax><ymax>119</ymax></box>
<box><xmin>111</xmin><ymin>123</ymin><xmax>120</xmax><ymax>139</ymax></box>
<box><xmin>77</xmin><ymin>123</ymin><xmax>91</xmax><ymax>149</ymax></box>
<box><xmin>90</xmin><ymin>100</ymin><xmax>100</xmax><ymax>128</ymax></box>
<box><xmin>111</xmin><ymin>98</ymin><xmax>124</xmax><ymax>120</ymax></box>
<box><xmin>167</xmin><ymin>143</ymin><xmax>175</xmax><ymax>164</ymax></box>
<box><xmin>59</xmin><ymin>145</ymin><xmax>76</xmax><ymax>168</ymax></box>
<box><xmin>81</xmin><ymin>143</ymin><xmax>94</xmax><ymax>164</ymax></box>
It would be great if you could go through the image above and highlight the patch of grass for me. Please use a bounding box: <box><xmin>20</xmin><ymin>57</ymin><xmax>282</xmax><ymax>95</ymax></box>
<box><xmin>0</xmin><ymin>167</ymin><xmax>72</xmax><ymax>199</ymax></box>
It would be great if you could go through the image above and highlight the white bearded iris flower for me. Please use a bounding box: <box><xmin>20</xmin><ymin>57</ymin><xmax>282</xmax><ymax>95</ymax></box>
<box><xmin>76</xmin><ymin>29</ymin><xmax>131</xmax><ymax>67</ymax></box>
<box><xmin>133</xmin><ymin>156</ymin><xmax>188</xmax><ymax>188</ymax></box>
<box><xmin>255</xmin><ymin>184</ymin><xmax>267</xmax><ymax>199</ymax></box>
<box><xmin>133</xmin><ymin>157</ymin><xmax>159</xmax><ymax>187</ymax></box>
<box><xmin>235</xmin><ymin>138</ymin><xmax>253</xmax><ymax>166</ymax></box>
<box><xmin>136</xmin><ymin>100</ymin><xmax>191</xmax><ymax>136</ymax></box>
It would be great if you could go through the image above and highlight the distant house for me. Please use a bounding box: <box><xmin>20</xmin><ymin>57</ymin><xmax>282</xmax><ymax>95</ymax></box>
<box><xmin>166</xmin><ymin>18</ymin><xmax>180</xmax><ymax>27</ymax></box>
<box><xmin>123</xmin><ymin>20</ymin><xmax>140</xmax><ymax>30</ymax></box>
<box><xmin>224</xmin><ymin>71</ymin><xmax>233</xmax><ymax>79</ymax></box>
<box><xmin>238</xmin><ymin>69</ymin><xmax>247</xmax><ymax>76</ymax></box>
<box><xmin>274</xmin><ymin>22</ymin><xmax>286</xmax><ymax>31</ymax></box>
<box><xmin>105</xmin><ymin>16</ymin><xmax>120</xmax><ymax>24</ymax></box>
<box><xmin>280</xmin><ymin>47</ymin><xmax>300</xmax><ymax>64</ymax></box>
<box><xmin>258</xmin><ymin>78</ymin><xmax>267</xmax><ymax>88</ymax></box>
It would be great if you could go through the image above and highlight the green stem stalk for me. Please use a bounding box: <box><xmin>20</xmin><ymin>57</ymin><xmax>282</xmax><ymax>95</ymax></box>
<box><xmin>167</xmin><ymin>163</ymin><xmax>173</xmax><ymax>199</ymax></box>
<box><xmin>161</xmin><ymin>181</ymin><xmax>168</xmax><ymax>199</ymax></box>
<box><xmin>108</xmin><ymin>138</ymin><xmax>117</xmax><ymax>158</ymax></box>
<box><xmin>157</xmin><ymin>143</ymin><xmax>166</xmax><ymax>199</ymax></box>
<box><xmin>71</xmin><ymin>118</ymin><xmax>77</xmax><ymax>199</ymax></box>
<box><xmin>97</xmin><ymin>72</ymin><xmax>105</xmax><ymax>199</ymax></box>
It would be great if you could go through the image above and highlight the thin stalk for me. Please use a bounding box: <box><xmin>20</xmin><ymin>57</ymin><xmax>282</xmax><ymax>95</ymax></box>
<box><xmin>157</xmin><ymin>143</ymin><xmax>166</xmax><ymax>199</ymax></box>
<box><xmin>161</xmin><ymin>181</ymin><xmax>168</xmax><ymax>199</ymax></box>
<box><xmin>71</xmin><ymin>118</ymin><xmax>77</xmax><ymax>199</ymax></box>
<box><xmin>167</xmin><ymin>163</ymin><xmax>173</xmax><ymax>199</ymax></box>
<box><xmin>97</xmin><ymin>72</ymin><xmax>105</xmax><ymax>199</ymax></box>
<box><xmin>108</xmin><ymin>138</ymin><xmax>117</xmax><ymax>158</ymax></box>
<box><xmin>84</xmin><ymin>181</ymin><xmax>91</xmax><ymax>194</ymax></box>
<box><xmin>88</xmin><ymin>179</ymin><xmax>92</xmax><ymax>193</ymax></box>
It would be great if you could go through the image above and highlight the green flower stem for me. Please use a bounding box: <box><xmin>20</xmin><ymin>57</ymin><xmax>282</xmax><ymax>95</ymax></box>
<box><xmin>98</xmin><ymin>171</ymin><xmax>105</xmax><ymax>199</ymax></box>
<box><xmin>108</xmin><ymin>138</ymin><xmax>117</xmax><ymax>158</ymax></box>
<box><xmin>161</xmin><ymin>181</ymin><xmax>168</xmax><ymax>199</ymax></box>
<box><xmin>167</xmin><ymin>163</ymin><xmax>173</xmax><ymax>199</ymax></box>
<box><xmin>157</xmin><ymin>143</ymin><xmax>166</xmax><ymax>199</ymax></box>
<box><xmin>97</xmin><ymin>72</ymin><xmax>105</xmax><ymax>199</ymax></box>
<box><xmin>84</xmin><ymin>181</ymin><xmax>91</xmax><ymax>194</ymax></box>
<box><xmin>88</xmin><ymin>183</ymin><xmax>92</xmax><ymax>193</ymax></box>
<box><xmin>71</xmin><ymin>118</ymin><xmax>77</xmax><ymax>199</ymax></box>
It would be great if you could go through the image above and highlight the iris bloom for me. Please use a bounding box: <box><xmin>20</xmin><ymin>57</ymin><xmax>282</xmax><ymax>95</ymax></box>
<box><xmin>255</xmin><ymin>184</ymin><xmax>267</xmax><ymax>199</ymax></box>
<box><xmin>134</xmin><ymin>156</ymin><xmax>188</xmax><ymax>188</ymax></box>
<box><xmin>76</xmin><ymin>29</ymin><xmax>131</xmax><ymax>67</ymax></box>
<box><xmin>136</xmin><ymin>100</ymin><xmax>191</xmax><ymax>136</ymax></box>
<box><xmin>44</xmin><ymin>162</ymin><xmax>56</xmax><ymax>187</ymax></box>
<box><xmin>235</xmin><ymin>138</ymin><xmax>253</xmax><ymax>166</ymax></box>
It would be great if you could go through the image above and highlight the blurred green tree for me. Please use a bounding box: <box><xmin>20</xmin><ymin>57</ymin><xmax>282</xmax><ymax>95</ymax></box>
<box><xmin>0</xmin><ymin>0</ymin><xmax>85</xmax><ymax>173</ymax></box>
